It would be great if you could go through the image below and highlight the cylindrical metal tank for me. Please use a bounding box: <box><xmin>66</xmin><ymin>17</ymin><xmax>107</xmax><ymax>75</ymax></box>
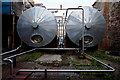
<box><xmin>66</xmin><ymin>6</ymin><xmax>106</xmax><ymax>47</ymax></box>
<box><xmin>17</xmin><ymin>7</ymin><xmax>58</xmax><ymax>47</ymax></box>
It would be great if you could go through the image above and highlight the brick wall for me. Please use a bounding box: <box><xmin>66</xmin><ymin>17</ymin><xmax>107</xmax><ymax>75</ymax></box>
<box><xmin>108</xmin><ymin>2</ymin><xmax>120</xmax><ymax>50</ymax></box>
<box><xmin>93</xmin><ymin>2</ymin><xmax>120</xmax><ymax>51</ymax></box>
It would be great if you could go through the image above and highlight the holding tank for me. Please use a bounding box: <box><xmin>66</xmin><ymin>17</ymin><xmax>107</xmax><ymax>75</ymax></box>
<box><xmin>17</xmin><ymin>7</ymin><xmax>58</xmax><ymax>47</ymax></box>
<box><xmin>66</xmin><ymin>6</ymin><xmax>107</xmax><ymax>47</ymax></box>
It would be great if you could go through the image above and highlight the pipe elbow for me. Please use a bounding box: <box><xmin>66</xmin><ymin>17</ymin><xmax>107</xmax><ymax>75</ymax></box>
<box><xmin>4</xmin><ymin>58</ymin><xmax>13</xmax><ymax>63</ymax></box>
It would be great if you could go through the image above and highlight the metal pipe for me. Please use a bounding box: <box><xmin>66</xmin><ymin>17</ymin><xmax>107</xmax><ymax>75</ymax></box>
<box><xmin>17</xmin><ymin>69</ymin><xmax>115</xmax><ymax>74</ymax></box>
<box><xmin>48</xmin><ymin>8</ymin><xmax>67</xmax><ymax>10</ymax></box>
<box><xmin>64</xmin><ymin>8</ymin><xmax>84</xmax><ymax>22</ymax></box>
<box><xmin>17</xmin><ymin>53</ymin><xmax>115</xmax><ymax>75</ymax></box>
<box><xmin>82</xmin><ymin>9</ymin><xmax>84</xmax><ymax>54</ymax></box>
<box><xmin>85</xmin><ymin>53</ymin><xmax>115</xmax><ymax>71</ymax></box>
<box><xmin>0</xmin><ymin>45</ymin><xmax>22</xmax><ymax>56</ymax></box>
<box><xmin>3</xmin><ymin>48</ymin><xmax>36</xmax><ymax>75</ymax></box>
<box><xmin>3</xmin><ymin>58</ymin><xmax>13</xmax><ymax>75</ymax></box>
<box><xmin>64</xmin><ymin>8</ymin><xmax>84</xmax><ymax>54</ymax></box>
<box><xmin>36</xmin><ymin>48</ymin><xmax>79</xmax><ymax>50</ymax></box>
<box><xmin>5</xmin><ymin>48</ymin><xmax>36</xmax><ymax>59</ymax></box>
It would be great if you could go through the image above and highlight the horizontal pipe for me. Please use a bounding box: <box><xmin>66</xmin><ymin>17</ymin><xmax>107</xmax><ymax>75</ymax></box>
<box><xmin>0</xmin><ymin>45</ymin><xmax>22</xmax><ymax>56</ymax></box>
<box><xmin>67</xmin><ymin>8</ymin><xmax>84</xmax><ymax>10</ymax></box>
<box><xmin>17</xmin><ymin>69</ymin><xmax>115</xmax><ymax>73</ymax></box>
<box><xmin>36</xmin><ymin>48</ymin><xmax>79</xmax><ymax>50</ymax></box>
<box><xmin>3</xmin><ymin>47</ymin><xmax>115</xmax><ymax>75</ymax></box>
<box><xmin>48</xmin><ymin>8</ymin><xmax>67</xmax><ymax>10</ymax></box>
<box><xmin>17</xmin><ymin>53</ymin><xmax>115</xmax><ymax>74</ymax></box>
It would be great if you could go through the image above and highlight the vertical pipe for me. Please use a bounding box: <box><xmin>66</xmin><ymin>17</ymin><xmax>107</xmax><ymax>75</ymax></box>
<box><xmin>10</xmin><ymin>60</ymin><xmax>13</xmax><ymax>75</ymax></box>
<box><xmin>63</xmin><ymin>13</ymin><xmax>66</xmax><ymax>48</ymax></box>
<box><xmin>58</xmin><ymin>20</ymin><xmax>60</xmax><ymax>47</ymax></box>
<box><xmin>82</xmin><ymin>9</ymin><xmax>84</xmax><ymax>54</ymax></box>
<box><xmin>62</xmin><ymin>17</ymin><xmax>64</xmax><ymax>48</ymax></box>
<box><xmin>65</xmin><ymin>8</ymin><xmax>84</xmax><ymax>49</ymax></box>
<box><xmin>62</xmin><ymin>16</ymin><xmax>65</xmax><ymax>48</ymax></box>
<box><xmin>4</xmin><ymin>59</ymin><xmax>14</xmax><ymax>75</ymax></box>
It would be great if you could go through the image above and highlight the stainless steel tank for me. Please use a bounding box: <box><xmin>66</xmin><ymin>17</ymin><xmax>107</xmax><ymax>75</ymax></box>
<box><xmin>17</xmin><ymin>7</ymin><xmax>58</xmax><ymax>47</ymax></box>
<box><xmin>66</xmin><ymin>6</ymin><xmax>106</xmax><ymax>47</ymax></box>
